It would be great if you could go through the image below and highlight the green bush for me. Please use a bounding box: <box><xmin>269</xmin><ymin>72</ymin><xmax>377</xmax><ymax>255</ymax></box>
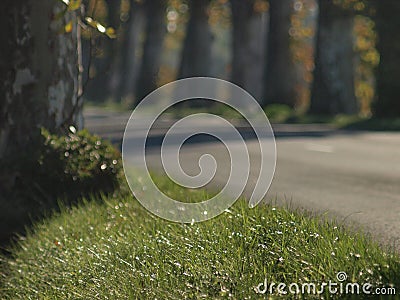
<box><xmin>39</xmin><ymin>127</ymin><xmax>122</xmax><ymax>198</ymax></box>
<box><xmin>264</xmin><ymin>104</ymin><xmax>294</xmax><ymax>123</ymax></box>
<box><xmin>0</xmin><ymin>127</ymin><xmax>122</xmax><ymax>244</ymax></box>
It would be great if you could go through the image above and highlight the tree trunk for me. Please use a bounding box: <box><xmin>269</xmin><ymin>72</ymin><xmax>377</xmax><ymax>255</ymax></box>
<box><xmin>231</xmin><ymin>0</ymin><xmax>268</xmax><ymax>101</ymax></box>
<box><xmin>115</xmin><ymin>0</ymin><xmax>146</xmax><ymax>104</ymax></box>
<box><xmin>105</xmin><ymin>0</ymin><xmax>121</xmax><ymax>29</ymax></box>
<box><xmin>0</xmin><ymin>0</ymin><xmax>82</xmax><ymax>159</ymax></box>
<box><xmin>374</xmin><ymin>1</ymin><xmax>400</xmax><ymax>117</ymax></box>
<box><xmin>309</xmin><ymin>0</ymin><xmax>357</xmax><ymax>115</ymax></box>
<box><xmin>105</xmin><ymin>0</ymin><xmax>122</xmax><ymax>101</ymax></box>
<box><xmin>135</xmin><ymin>0</ymin><xmax>167</xmax><ymax>104</ymax></box>
<box><xmin>85</xmin><ymin>0</ymin><xmax>121</xmax><ymax>102</ymax></box>
<box><xmin>263</xmin><ymin>0</ymin><xmax>297</xmax><ymax>107</ymax></box>
<box><xmin>178</xmin><ymin>0</ymin><xmax>213</xmax><ymax>78</ymax></box>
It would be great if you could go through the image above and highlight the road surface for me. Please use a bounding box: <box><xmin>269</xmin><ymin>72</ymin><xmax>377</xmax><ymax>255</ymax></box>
<box><xmin>84</xmin><ymin>107</ymin><xmax>400</xmax><ymax>248</ymax></box>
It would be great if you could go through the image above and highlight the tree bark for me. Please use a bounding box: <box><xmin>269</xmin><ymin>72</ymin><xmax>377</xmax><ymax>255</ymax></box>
<box><xmin>309</xmin><ymin>0</ymin><xmax>357</xmax><ymax>115</ymax></box>
<box><xmin>135</xmin><ymin>0</ymin><xmax>167</xmax><ymax>104</ymax></box>
<box><xmin>178</xmin><ymin>0</ymin><xmax>213</xmax><ymax>78</ymax></box>
<box><xmin>0</xmin><ymin>0</ymin><xmax>82</xmax><ymax>159</ymax></box>
<box><xmin>374</xmin><ymin>0</ymin><xmax>400</xmax><ymax>117</ymax></box>
<box><xmin>263</xmin><ymin>0</ymin><xmax>297</xmax><ymax>107</ymax></box>
<box><xmin>231</xmin><ymin>0</ymin><xmax>268</xmax><ymax>101</ymax></box>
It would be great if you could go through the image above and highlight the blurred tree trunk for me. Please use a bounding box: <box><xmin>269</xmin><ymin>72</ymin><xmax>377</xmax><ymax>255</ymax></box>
<box><xmin>107</xmin><ymin>0</ymin><xmax>132</xmax><ymax>102</ymax></box>
<box><xmin>309</xmin><ymin>0</ymin><xmax>357</xmax><ymax>115</ymax></box>
<box><xmin>85</xmin><ymin>0</ymin><xmax>121</xmax><ymax>102</ymax></box>
<box><xmin>374</xmin><ymin>1</ymin><xmax>400</xmax><ymax>117</ymax></box>
<box><xmin>231</xmin><ymin>0</ymin><xmax>254</xmax><ymax>87</ymax></box>
<box><xmin>0</xmin><ymin>0</ymin><xmax>82</xmax><ymax>159</ymax></box>
<box><xmin>105</xmin><ymin>0</ymin><xmax>121</xmax><ymax>28</ymax></box>
<box><xmin>243</xmin><ymin>11</ymin><xmax>269</xmax><ymax>102</ymax></box>
<box><xmin>231</xmin><ymin>0</ymin><xmax>267</xmax><ymax>101</ymax></box>
<box><xmin>105</xmin><ymin>0</ymin><xmax>122</xmax><ymax>100</ymax></box>
<box><xmin>263</xmin><ymin>0</ymin><xmax>297</xmax><ymax>107</ymax></box>
<box><xmin>116</xmin><ymin>0</ymin><xmax>146</xmax><ymax>104</ymax></box>
<box><xmin>135</xmin><ymin>0</ymin><xmax>167</xmax><ymax>103</ymax></box>
<box><xmin>178</xmin><ymin>0</ymin><xmax>213</xmax><ymax>78</ymax></box>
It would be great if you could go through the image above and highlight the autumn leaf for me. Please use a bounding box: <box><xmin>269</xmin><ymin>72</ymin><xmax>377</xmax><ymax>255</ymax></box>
<box><xmin>65</xmin><ymin>21</ymin><xmax>73</xmax><ymax>33</ymax></box>
<box><xmin>106</xmin><ymin>27</ymin><xmax>117</xmax><ymax>39</ymax></box>
<box><xmin>67</xmin><ymin>0</ymin><xmax>81</xmax><ymax>11</ymax></box>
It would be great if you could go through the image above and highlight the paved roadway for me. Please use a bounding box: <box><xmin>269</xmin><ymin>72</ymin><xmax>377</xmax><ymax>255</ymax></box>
<box><xmin>84</xmin><ymin>108</ymin><xmax>400</xmax><ymax>248</ymax></box>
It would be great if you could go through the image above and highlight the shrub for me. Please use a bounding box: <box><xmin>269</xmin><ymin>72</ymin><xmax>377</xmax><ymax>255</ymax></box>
<box><xmin>264</xmin><ymin>104</ymin><xmax>294</xmax><ymax>123</ymax></box>
<box><xmin>0</xmin><ymin>127</ymin><xmax>122</xmax><ymax>245</ymax></box>
<box><xmin>39</xmin><ymin>126</ymin><xmax>122</xmax><ymax>198</ymax></box>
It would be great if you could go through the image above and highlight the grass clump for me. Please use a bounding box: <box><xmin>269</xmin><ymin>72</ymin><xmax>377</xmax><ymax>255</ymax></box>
<box><xmin>1</xmin><ymin>178</ymin><xmax>399</xmax><ymax>299</ymax></box>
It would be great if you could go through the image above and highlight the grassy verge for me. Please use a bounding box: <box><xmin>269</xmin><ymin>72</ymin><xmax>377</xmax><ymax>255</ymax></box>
<box><xmin>284</xmin><ymin>115</ymin><xmax>400</xmax><ymax>131</ymax></box>
<box><xmin>264</xmin><ymin>104</ymin><xmax>400</xmax><ymax>131</ymax></box>
<box><xmin>264</xmin><ymin>104</ymin><xmax>366</xmax><ymax>127</ymax></box>
<box><xmin>1</xmin><ymin>176</ymin><xmax>399</xmax><ymax>299</ymax></box>
<box><xmin>84</xmin><ymin>101</ymin><xmax>400</xmax><ymax>131</ymax></box>
<box><xmin>342</xmin><ymin>118</ymin><xmax>400</xmax><ymax>131</ymax></box>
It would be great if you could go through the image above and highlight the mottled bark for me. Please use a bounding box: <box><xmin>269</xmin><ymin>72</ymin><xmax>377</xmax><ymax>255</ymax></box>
<box><xmin>263</xmin><ymin>0</ymin><xmax>297</xmax><ymax>107</ymax></box>
<box><xmin>231</xmin><ymin>0</ymin><xmax>268</xmax><ymax>101</ymax></box>
<box><xmin>374</xmin><ymin>1</ymin><xmax>400</xmax><ymax>117</ymax></box>
<box><xmin>310</xmin><ymin>0</ymin><xmax>357</xmax><ymax>115</ymax></box>
<box><xmin>178</xmin><ymin>0</ymin><xmax>213</xmax><ymax>78</ymax></box>
<box><xmin>135</xmin><ymin>0</ymin><xmax>167</xmax><ymax>103</ymax></box>
<box><xmin>0</xmin><ymin>0</ymin><xmax>82</xmax><ymax>159</ymax></box>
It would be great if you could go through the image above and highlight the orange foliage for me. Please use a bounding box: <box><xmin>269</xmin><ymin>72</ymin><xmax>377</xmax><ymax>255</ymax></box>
<box><xmin>353</xmin><ymin>15</ymin><xmax>378</xmax><ymax>116</ymax></box>
<box><xmin>290</xmin><ymin>0</ymin><xmax>317</xmax><ymax>109</ymax></box>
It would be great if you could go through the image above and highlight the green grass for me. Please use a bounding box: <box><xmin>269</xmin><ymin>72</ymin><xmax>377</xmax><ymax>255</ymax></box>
<box><xmin>1</xmin><ymin>176</ymin><xmax>400</xmax><ymax>299</ymax></box>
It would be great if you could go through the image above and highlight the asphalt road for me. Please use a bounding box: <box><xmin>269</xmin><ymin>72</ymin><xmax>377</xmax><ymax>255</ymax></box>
<box><xmin>84</xmin><ymin>107</ymin><xmax>400</xmax><ymax>248</ymax></box>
